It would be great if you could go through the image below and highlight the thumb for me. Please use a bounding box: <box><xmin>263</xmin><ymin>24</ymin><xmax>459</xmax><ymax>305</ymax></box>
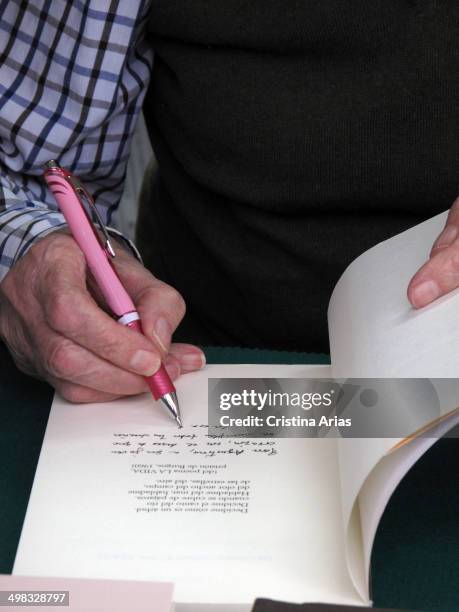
<box><xmin>113</xmin><ymin>253</ymin><xmax>186</xmax><ymax>355</ymax></box>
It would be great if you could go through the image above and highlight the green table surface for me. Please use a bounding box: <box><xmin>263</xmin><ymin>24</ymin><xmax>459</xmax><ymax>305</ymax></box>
<box><xmin>0</xmin><ymin>342</ymin><xmax>457</xmax><ymax>611</ymax></box>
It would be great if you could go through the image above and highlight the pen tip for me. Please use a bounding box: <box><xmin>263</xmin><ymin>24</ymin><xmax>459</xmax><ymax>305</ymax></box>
<box><xmin>160</xmin><ymin>392</ymin><xmax>182</xmax><ymax>427</ymax></box>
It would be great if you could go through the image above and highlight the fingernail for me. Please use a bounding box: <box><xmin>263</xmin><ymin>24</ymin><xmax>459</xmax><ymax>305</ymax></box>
<box><xmin>180</xmin><ymin>351</ymin><xmax>206</xmax><ymax>370</ymax></box>
<box><xmin>153</xmin><ymin>317</ymin><xmax>171</xmax><ymax>353</ymax></box>
<box><xmin>130</xmin><ymin>350</ymin><xmax>160</xmax><ymax>376</ymax></box>
<box><xmin>411</xmin><ymin>280</ymin><xmax>440</xmax><ymax>308</ymax></box>
<box><xmin>433</xmin><ymin>225</ymin><xmax>457</xmax><ymax>250</ymax></box>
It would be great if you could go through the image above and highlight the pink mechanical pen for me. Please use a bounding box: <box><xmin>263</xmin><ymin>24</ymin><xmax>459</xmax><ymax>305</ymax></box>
<box><xmin>43</xmin><ymin>160</ymin><xmax>182</xmax><ymax>427</ymax></box>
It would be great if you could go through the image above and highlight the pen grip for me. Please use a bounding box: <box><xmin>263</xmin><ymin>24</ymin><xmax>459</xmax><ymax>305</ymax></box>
<box><xmin>126</xmin><ymin>319</ymin><xmax>176</xmax><ymax>399</ymax></box>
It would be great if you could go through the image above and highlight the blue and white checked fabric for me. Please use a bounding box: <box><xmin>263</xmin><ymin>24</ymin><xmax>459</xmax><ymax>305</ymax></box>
<box><xmin>0</xmin><ymin>0</ymin><xmax>152</xmax><ymax>280</ymax></box>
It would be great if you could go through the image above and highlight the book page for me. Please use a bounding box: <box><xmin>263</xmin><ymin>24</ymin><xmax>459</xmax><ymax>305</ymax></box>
<box><xmin>13</xmin><ymin>364</ymin><xmax>365</xmax><ymax>608</ymax></box>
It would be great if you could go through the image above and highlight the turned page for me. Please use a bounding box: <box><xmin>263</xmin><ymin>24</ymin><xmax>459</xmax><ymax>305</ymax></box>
<box><xmin>14</xmin><ymin>364</ymin><xmax>365</xmax><ymax>608</ymax></box>
<box><xmin>327</xmin><ymin>210</ymin><xmax>459</xmax><ymax>599</ymax></box>
<box><xmin>328</xmin><ymin>210</ymin><xmax>457</xmax><ymax>378</ymax></box>
<box><xmin>328</xmin><ymin>212</ymin><xmax>459</xmax><ymax>525</ymax></box>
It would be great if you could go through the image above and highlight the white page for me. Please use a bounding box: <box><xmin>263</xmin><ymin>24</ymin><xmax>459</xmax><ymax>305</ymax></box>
<box><xmin>14</xmin><ymin>364</ymin><xmax>366</xmax><ymax>608</ymax></box>
<box><xmin>328</xmin><ymin>211</ymin><xmax>458</xmax><ymax>378</ymax></box>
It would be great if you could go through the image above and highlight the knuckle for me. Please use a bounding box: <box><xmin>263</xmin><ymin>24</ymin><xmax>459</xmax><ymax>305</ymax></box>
<box><xmin>446</xmin><ymin>251</ymin><xmax>459</xmax><ymax>278</ymax></box>
<box><xmin>0</xmin><ymin>269</ymin><xmax>26</xmax><ymax>314</ymax></box>
<box><xmin>58</xmin><ymin>383</ymin><xmax>89</xmax><ymax>404</ymax></box>
<box><xmin>0</xmin><ymin>273</ymin><xmax>14</xmax><ymax>299</ymax></box>
<box><xmin>82</xmin><ymin>318</ymin><xmax>121</xmax><ymax>354</ymax></box>
<box><xmin>0</xmin><ymin>307</ymin><xmax>37</xmax><ymax>375</ymax></box>
<box><xmin>175</xmin><ymin>293</ymin><xmax>187</xmax><ymax>320</ymax></box>
<box><xmin>9</xmin><ymin>346</ymin><xmax>37</xmax><ymax>377</ymax></box>
<box><xmin>41</xmin><ymin>231</ymin><xmax>83</xmax><ymax>264</ymax></box>
<box><xmin>46</xmin><ymin>340</ymin><xmax>82</xmax><ymax>380</ymax></box>
<box><xmin>93</xmin><ymin>333</ymin><xmax>121</xmax><ymax>358</ymax></box>
<box><xmin>46</xmin><ymin>290</ymin><xmax>80</xmax><ymax>334</ymax></box>
<box><xmin>162</xmin><ymin>285</ymin><xmax>186</xmax><ymax>318</ymax></box>
<box><xmin>139</xmin><ymin>284</ymin><xmax>186</xmax><ymax>321</ymax></box>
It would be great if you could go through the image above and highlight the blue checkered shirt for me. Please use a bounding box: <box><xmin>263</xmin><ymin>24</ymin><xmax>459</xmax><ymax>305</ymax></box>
<box><xmin>0</xmin><ymin>0</ymin><xmax>152</xmax><ymax>280</ymax></box>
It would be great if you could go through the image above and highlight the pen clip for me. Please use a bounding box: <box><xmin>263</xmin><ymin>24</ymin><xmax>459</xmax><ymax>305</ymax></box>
<box><xmin>67</xmin><ymin>174</ymin><xmax>116</xmax><ymax>258</ymax></box>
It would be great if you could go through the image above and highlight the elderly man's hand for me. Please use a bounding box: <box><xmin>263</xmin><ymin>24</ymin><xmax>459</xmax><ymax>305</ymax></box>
<box><xmin>408</xmin><ymin>198</ymin><xmax>459</xmax><ymax>309</ymax></box>
<box><xmin>0</xmin><ymin>230</ymin><xmax>205</xmax><ymax>403</ymax></box>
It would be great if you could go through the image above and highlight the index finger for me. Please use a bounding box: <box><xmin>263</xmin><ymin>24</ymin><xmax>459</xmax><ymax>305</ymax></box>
<box><xmin>39</xmin><ymin>273</ymin><xmax>162</xmax><ymax>378</ymax></box>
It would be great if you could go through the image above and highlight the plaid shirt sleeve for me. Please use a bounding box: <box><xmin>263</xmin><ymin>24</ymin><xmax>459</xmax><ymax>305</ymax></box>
<box><xmin>0</xmin><ymin>0</ymin><xmax>153</xmax><ymax>281</ymax></box>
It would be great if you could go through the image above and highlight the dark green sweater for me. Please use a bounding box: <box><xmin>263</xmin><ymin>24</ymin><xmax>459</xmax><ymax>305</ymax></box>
<box><xmin>142</xmin><ymin>2</ymin><xmax>459</xmax><ymax>352</ymax></box>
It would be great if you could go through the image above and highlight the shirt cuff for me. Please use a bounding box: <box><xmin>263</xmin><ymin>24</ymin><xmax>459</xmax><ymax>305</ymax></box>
<box><xmin>0</xmin><ymin>207</ymin><xmax>68</xmax><ymax>281</ymax></box>
<box><xmin>0</xmin><ymin>208</ymin><xmax>142</xmax><ymax>283</ymax></box>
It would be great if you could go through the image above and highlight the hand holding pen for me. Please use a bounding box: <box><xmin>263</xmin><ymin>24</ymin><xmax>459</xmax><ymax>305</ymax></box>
<box><xmin>0</xmin><ymin>163</ymin><xmax>205</xmax><ymax>419</ymax></box>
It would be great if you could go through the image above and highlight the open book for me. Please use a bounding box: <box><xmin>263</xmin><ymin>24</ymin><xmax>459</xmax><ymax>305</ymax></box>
<box><xmin>13</xmin><ymin>212</ymin><xmax>459</xmax><ymax>610</ymax></box>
